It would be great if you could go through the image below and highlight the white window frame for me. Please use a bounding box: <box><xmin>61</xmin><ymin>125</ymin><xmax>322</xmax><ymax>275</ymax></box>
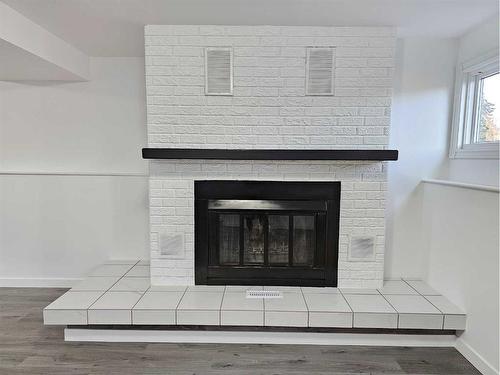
<box><xmin>449</xmin><ymin>49</ymin><xmax>500</xmax><ymax>159</ymax></box>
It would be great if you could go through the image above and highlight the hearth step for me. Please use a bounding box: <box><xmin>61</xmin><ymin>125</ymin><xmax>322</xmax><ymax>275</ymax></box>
<box><xmin>43</xmin><ymin>260</ymin><xmax>466</xmax><ymax>331</ymax></box>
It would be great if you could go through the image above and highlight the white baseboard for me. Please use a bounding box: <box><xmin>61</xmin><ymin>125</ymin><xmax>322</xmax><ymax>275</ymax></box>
<box><xmin>0</xmin><ymin>278</ymin><xmax>81</xmax><ymax>287</ymax></box>
<box><xmin>456</xmin><ymin>337</ymin><xmax>499</xmax><ymax>375</ymax></box>
<box><xmin>65</xmin><ymin>328</ymin><xmax>457</xmax><ymax>347</ymax></box>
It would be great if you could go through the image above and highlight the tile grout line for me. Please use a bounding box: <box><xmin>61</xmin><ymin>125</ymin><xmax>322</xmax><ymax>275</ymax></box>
<box><xmin>129</xmin><ymin>285</ymin><xmax>152</xmax><ymax>325</ymax></box>
<box><xmin>263</xmin><ymin>290</ymin><xmax>266</xmax><ymax>326</ymax></box>
<box><xmin>401</xmin><ymin>278</ymin><xmax>423</xmax><ymax>296</ymax></box>
<box><xmin>174</xmin><ymin>286</ymin><xmax>189</xmax><ymax>325</ymax></box>
<box><xmin>299</xmin><ymin>288</ymin><xmax>310</xmax><ymax>327</ymax></box>
<box><xmin>421</xmin><ymin>294</ymin><xmax>446</xmax><ymax>329</ymax></box>
<box><xmin>219</xmin><ymin>286</ymin><xmax>226</xmax><ymax>325</ymax></box>
<box><xmin>378</xmin><ymin>292</ymin><xmax>399</xmax><ymax>328</ymax></box>
<box><xmin>401</xmin><ymin>279</ymin><xmax>446</xmax><ymax>328</ymax></box>
<box><xmin>338</xmin><ymin>289</ymin><xmax>354</xmax><ymax>328</ymax></box>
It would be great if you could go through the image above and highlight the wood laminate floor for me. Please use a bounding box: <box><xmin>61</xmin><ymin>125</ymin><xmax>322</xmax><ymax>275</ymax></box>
<box><xmin>0</xmin><ymin>288</ymin><xmax>480</xmax><ymax>375</ymax></box>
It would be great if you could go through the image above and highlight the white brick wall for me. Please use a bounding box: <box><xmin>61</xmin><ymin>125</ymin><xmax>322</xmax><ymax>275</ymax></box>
<box><xmin>145</xmin><ymin>25</ymin><xmax>396</xmax><ymax>288</ymax></box>
<box><xmin>145</xmin><ymin>25</ymin><xmax>395</xmax><ymax>150</ymax></box>
<box><xmin>149</xmin><ymin>160</ymin><xmax>387</xmax><ymax>288</ymax></box>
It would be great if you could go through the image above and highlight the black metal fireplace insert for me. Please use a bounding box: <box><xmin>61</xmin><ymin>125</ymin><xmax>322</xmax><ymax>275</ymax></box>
<box><xmin>195</xmin><ymin>181</ymin><xmax>340</xmax><ymax>287</ymax></box>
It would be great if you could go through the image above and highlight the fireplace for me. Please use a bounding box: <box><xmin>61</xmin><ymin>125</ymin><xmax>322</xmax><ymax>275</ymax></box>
<box><xmin>194</xmin><ymin>181</ymin><xmax>340</xmax><ymax>286</ymax></box>
<box><xmin>145</xmin><ymin>24</ymin><xmax>397</xmax><ymax>288</ymax></box>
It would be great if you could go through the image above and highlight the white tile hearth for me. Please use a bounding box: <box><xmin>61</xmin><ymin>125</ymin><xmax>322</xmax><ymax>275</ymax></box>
<box><xmin>149</xmin><ymin>285</ymin><xmax>188</xmax><ymax>292</ymax></box>
<box><xmin>177</xmin><ymin>291</ymin><xmax>223</xmax><ymax>325</ymax></box>
<box><xmin>378</xmin><ymin>280</ymin><xmax>418</xmax><ymax>295</ymax></box>
<box><xmin>71</xmin><ymin>276</ymin><xmax>121</xmax><ymax>291</ymax></box>
<box><xmin>404</xmin><ymin>279</ymin><xmax>440</xmax><ymax>295</ymax></box>
<box><xmin>133</xmin><ymin>291</ymin><xmax>185</xmax><ymax>325</ymax></box>
<box><xmin>104</xmin><ymin>260</ymin><xmax>139</xmax><ymax>265</ymax></box>
<box><xmin>340</xmin><ymin>288</ymin><xmax>379</xmax><ymax>295</ymax></box>
<box><xmin>187</xmin><ymin>285</ymin><xmax>226</xmax><ymax>292</ymax></box>
<box><xmin>110</xmin><ymin>277</ymin><xmax>150</xmax><ymax>292</ymax></box>
<box><xmin>88</xmin><ymin>291</ymin><xmax>143</xmax><ymax>324</ymax></box>
<box><xmin>43</xmin><ymin>262</ymin><xmax>467</xmax><ymax>331</ymax></box>
<box><xmin>264</xmin><ymin>292</ymin><xmax>308</xmax><ymax>327</ymax></box>
<box><xmin>425</xmin><ymin>295</ymin><xmax>465</xmax><ymax>314</ymax></box>
<box><xmin>221</xmin><ymin>291</ymin><xmax>264</xmax><ymax>326</ymax></box>
<box><xmin>304</xmin><ymin>293</ymin><xmax>352</xmax><ymax>328</ymax></box>
<box><xmin>126</xmin><ymin>265</ymin><xmax>150</xmax><ymax>277</ymax></box>
<box><xmin>384</xmin><ymin>295</ymin><xmax>443</xmax><ymax>329</ymax></box>
<box><xmin>425</xmin><ymin>295</ymin><xmax>466</xmax><ymax>330</ymax></box>
<box><xmin>301</xmin><ymin>287</ymin><xmax>340</xmax><ymax>294</ymax></box>
<box><xmin>344</xmin><ymin>294</ymin><xmax>397</xmax><ymax>328</ymax></box>
<box><xmin>44</xmin><ymin>291</ymin><xmax>104</xmax><ymax>325</ymax></box>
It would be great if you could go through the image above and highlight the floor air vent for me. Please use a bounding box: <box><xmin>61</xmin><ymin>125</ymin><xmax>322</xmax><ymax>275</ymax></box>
<box><xmin>246</xmin><ymin>290</ymin><xmax>283</xmax><ymax>299</ymax></box>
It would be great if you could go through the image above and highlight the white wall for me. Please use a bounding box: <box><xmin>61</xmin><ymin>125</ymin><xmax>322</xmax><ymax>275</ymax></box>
<box><xmin>423</xmin><ymin>182</ymin><xmax>499</xmax><ymax>375</ymax></box>
<box><xmin>0</xmin><ymin>57</ymin><xmax>147</xmax><ymax>174</ymax></box>
<box><xmin>0</xmin><ymin>175</ymin><xmax>148</xmax><ymax>285</ymax></box>
<box><xmin>0</xmin><ymin>57</ymin><xmax>149</xmax><ymax>285</ymax></box>
<box><xmin>385</xmin><ymin>38</ymin><xmax>457</xmax><ymax>278</ymax></box>
<box><xmin>445</xmin><ymin>14</ymin><xmax>500</xmax><ymax>186</ymax></box>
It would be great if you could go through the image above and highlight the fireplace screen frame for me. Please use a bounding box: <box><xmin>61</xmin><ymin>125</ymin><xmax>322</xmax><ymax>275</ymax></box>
<box><xmin>195</xmin><ymin>180</ymin><xmax>340</xmax><ymax>287</ymax></box>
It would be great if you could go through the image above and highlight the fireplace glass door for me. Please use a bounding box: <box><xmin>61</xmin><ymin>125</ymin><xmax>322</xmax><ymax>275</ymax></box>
<box><xmin>216</xmin><ymin>211</ymin><xmax>320</xmax><ymax>268</ymax></box>
<box><xmin>205</xmin><ymin>199</ymin><xmax>330</xmax><ymax>286</ymax></box>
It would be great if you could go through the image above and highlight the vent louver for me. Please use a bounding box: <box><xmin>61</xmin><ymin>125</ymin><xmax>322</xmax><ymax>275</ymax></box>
<box><xmin>306</xmin><ymin>47</ymin><xmax>335</xmax><ymax>96</ymax></box>
<box><xmin>205</xmin><ymin>47</ymin><xmax>233</xmax><ymax>95</ymax></box>
<box><xmin>246</xmin><ymin>290</ymin><xmax>283</xmax><ymax>299</ymax></box>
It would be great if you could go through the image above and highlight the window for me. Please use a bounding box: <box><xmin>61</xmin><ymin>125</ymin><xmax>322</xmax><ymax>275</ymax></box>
<box><xmin>475</xmin><ymin>73</ymin><xmax>499</xmax><ymax>143</ymax></box>
<box><xmin>450</xmin><ymin>50</ymin><xmax>500</xmax><ymax>159</ymax></box>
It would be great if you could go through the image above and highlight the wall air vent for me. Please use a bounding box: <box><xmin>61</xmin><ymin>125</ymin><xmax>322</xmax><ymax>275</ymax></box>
<box><xmin>306</xmin><ymin>47</ymin><xmax>335</xmax><ymax>96</ymax></box>
<box><xmin>205</xmin><ymin>47</ymin><xmax>233</xmax><ymax>95</ymax></box>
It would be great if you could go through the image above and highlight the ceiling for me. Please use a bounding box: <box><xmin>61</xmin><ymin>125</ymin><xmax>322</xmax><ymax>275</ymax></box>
<box><xmin>2</xmin><ymin>0</ymin><xmax>499</xmax><ymax>57</ymax></box>
<box><xmin>0</xmin><ymin>39</ymin><xmax>84</xmax><ymax>81</ymax></box>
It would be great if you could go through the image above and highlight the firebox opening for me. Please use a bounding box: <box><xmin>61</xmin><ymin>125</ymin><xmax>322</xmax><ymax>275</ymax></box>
<box><xmin>195</xmin><ymin>180</ymin><xmax>340</xmax><ymax>287</ymax></box>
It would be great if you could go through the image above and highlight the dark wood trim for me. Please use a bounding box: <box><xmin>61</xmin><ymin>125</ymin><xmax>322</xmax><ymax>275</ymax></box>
<box><xmin>68</xmin><ymin>325</ymin><xmax>457</xmax><ymax>335</ymax></box>
<box><xmin>142</xmin><ymin>148</ymin><xmax>399</xmax><ymax>161</ymax></box>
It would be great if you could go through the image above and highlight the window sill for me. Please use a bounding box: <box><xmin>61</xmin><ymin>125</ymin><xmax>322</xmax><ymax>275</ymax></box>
<box><xmin>450</xmin><ymin>143</ymin><xmax>499</xmax><ymax>159</ymax></box>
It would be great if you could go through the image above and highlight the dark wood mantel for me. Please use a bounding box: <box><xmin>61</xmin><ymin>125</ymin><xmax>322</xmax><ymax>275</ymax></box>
<box><xmin>142</xmin><ymin>148</ymin><xmax>398</xmax><ymax>161</ymax></box>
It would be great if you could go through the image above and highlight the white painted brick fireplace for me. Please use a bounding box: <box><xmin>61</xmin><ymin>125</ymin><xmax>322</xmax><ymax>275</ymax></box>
<box><xmin>145</xmin><ymin>25</ymin><xmax>396</xmax><ymax>288</ymax></box>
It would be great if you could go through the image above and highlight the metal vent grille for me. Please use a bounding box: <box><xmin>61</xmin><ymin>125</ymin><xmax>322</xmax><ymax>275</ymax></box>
<box><xmin>246</xmin><ymin>290</ymin><xmax>283</xmax><ymax>299</ymax></box>
<box><xmin>205</xmin><ymin>47</ymin><xmax>233</xmax><ymax>95</ymax></box>
<box><xmin>306</xmin><ymin>47</ymin><xmax>335</xmax><ymax>95</ymax></box>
